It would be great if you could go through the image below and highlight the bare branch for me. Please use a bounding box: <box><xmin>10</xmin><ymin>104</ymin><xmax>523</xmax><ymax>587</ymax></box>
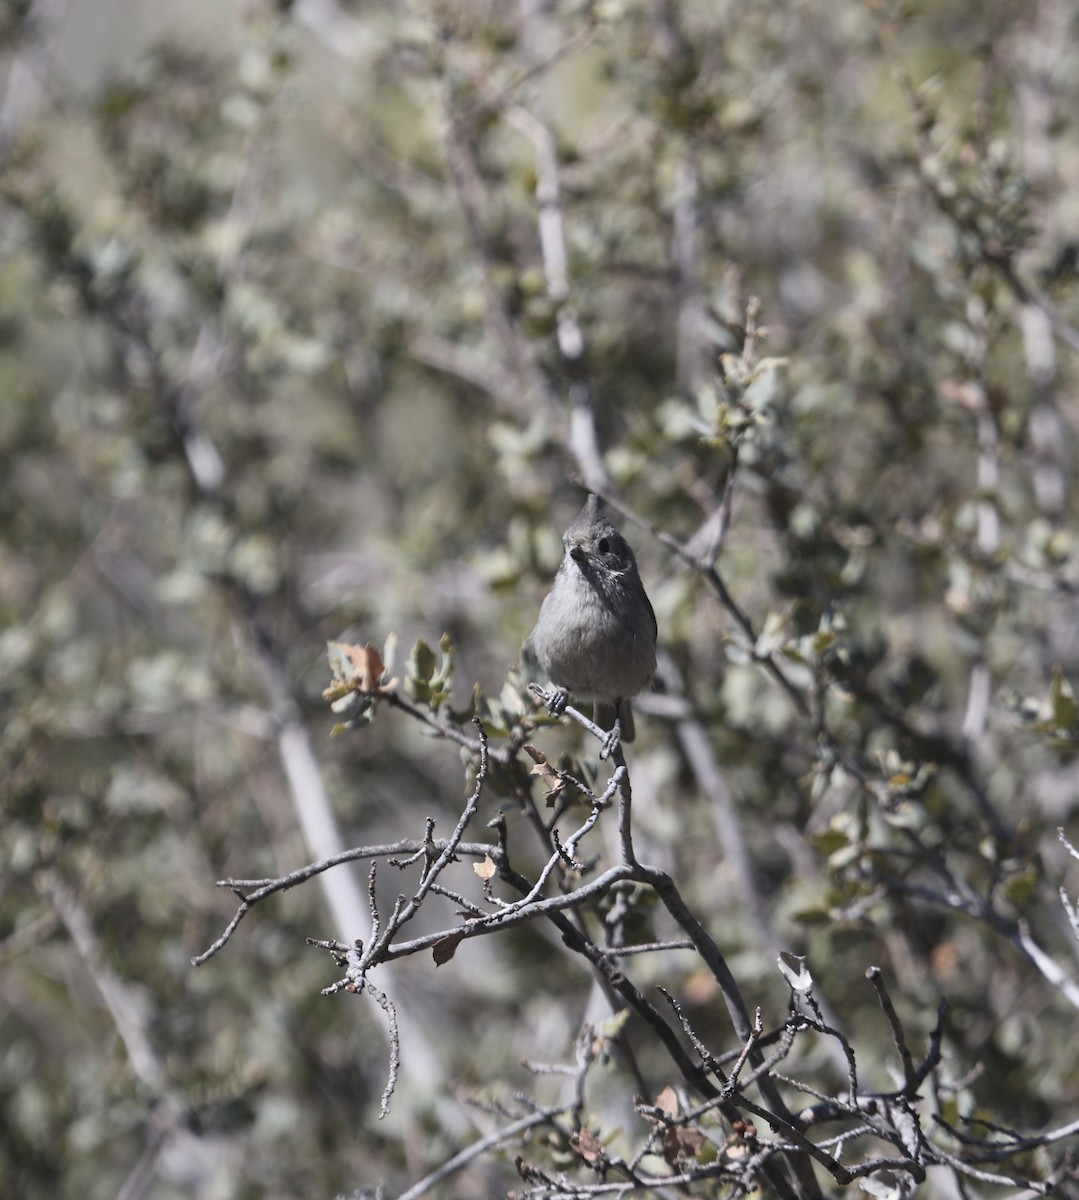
<box><xmin>394</xmin><ymin>1107</ymin><xmax>560</xmax><ymax>1200</ymax></box>
<box><xmin>191</xmin><ymin>835</ymin><xmax>499</xmax><ymax>967</ymax></box>
<box><xmin>866</xmin><ymin>966</ymin><xmax>917</xmax><ymax>1090</ymax></box>
<box><xmin>366</xmin><ymin>979</ymin><xmax>400</xmax><ymax>1119</ymax></box>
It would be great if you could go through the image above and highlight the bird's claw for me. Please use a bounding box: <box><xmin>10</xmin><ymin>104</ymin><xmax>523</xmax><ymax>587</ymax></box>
<box><xmin>600</xmin><ymin>718</ymin><xmax>622</xmax><ymax>761</ymax></box>
<box><xmin>540</xmin><ymin>688</ymin><xmax>623</xmax><ymax>758</ymax></box>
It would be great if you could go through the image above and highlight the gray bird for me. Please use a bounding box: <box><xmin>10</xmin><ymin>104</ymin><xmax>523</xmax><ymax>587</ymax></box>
<box><xmin>529</xmin><ymin>494</ymin><xmax>657</xmax><ymax>746</ymax></box>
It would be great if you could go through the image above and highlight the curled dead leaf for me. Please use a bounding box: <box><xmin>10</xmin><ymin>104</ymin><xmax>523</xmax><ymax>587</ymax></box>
<box><xmin>524</xmin><ymin>748</ymin><xmax>566</xmax><ymax>807</ymax></box>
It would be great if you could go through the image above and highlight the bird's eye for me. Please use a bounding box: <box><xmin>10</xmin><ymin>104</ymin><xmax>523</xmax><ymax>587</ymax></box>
<box><xmin>598</xmin><ymin>537</ymin><xmax>610</xmax><ymax>553</ymax></box>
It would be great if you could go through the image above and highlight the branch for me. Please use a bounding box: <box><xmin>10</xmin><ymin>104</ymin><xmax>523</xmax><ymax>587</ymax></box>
<box><xmin>385</xmin><ymin>690</ymin><xmax>498</xmax><ymax>757</ymax></box>
<box><xmin>395</xmin><ymin>1107</ymin><xmax>560</xmax><ymax>1200</ymax></box>
<box><xmin>866</xmin><ymin>966</ymin><xmax>918</xmax><ymax>1089</ymax></box>
<box><xmin>191</xmin><ymin>835</ymin><xmax>500</xmax><ymax>967</ymax></box>
<box><xmin>365</xmin><ymin>978</ymin><xmax>400</xmax><ymax>1118</ymax></box>
<box><xmin>51</xmin><ymin>878</ymin><xmax>165</xmax><ymax>1092</ymax></box>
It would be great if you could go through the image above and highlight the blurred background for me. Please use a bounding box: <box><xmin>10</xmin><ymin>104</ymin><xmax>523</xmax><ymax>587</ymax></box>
<box><xmin>3</xmin><ymin>0</ymin><xmax>1079</xmax><ymax>1195</ymax></box>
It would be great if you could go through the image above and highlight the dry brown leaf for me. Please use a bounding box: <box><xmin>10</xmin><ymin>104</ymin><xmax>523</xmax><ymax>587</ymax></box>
<box><xmin>522</xmin><ymin>743</ymin><xmax>570</xmax><ymax>807</ymax></box>
<box><xmin>432</xmin><ymin>930</ymin><xmax>465</xmax><ymax>965</ymax></box>
<box><xmin>569</xmin><ymin>1127</ymin><xmax>607</xmax><ymax>1166</ymax></box>
<box><xmin>654</xmin><ymin>1085</ymin><xmax>680</xmax><ymax>1117</ymax></box>
<box><xmin>663</xmin><ymin>1123</ymin><xmax>706</xmax><ymax>1164</ymax></box>
<box><xmin>473</xmin><ymin>854</ymin><xmax>496</xmax><ymax>880</ymax></box>
<box><xmin>331</xmin><ymin>641</ymin><xmax>399</xmax><ymax>694</ymax></box>
<box><xmin>724</xmin><ymin>1120</ymin><xmax>758</xmax><ymax>1159</ymax></box>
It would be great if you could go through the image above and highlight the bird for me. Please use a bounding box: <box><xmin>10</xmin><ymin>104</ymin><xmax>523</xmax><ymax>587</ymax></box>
<box><xmin>528</xmin><ymin>494</ymin><xmax>657</xmax><ymax>751</ymax></box>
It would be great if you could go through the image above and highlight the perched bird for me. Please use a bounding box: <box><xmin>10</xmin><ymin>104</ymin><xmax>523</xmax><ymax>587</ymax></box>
<box><xmin>529</xmin><ymin>494</ymin><xmax>657</xmax><ymax>748</ymax></box>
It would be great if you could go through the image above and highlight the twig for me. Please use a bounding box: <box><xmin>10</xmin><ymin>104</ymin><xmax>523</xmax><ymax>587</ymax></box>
<box><xmin>722</xmin><ymin>1006</ymin><xmax>764</xmax><ymax>1097</ymax></box>
<box><xmin>864</xmin><ymin>969</ymin><xmax>916</xmax><ymax>1094</ymax></box>
<box><xmin>113</xmin><ymin>1121</ymin><xmax>170</xmax><ymax>1200</ymax></box>
<box><xmin>1015</xmin><ymin>919</ymin><xmax>1079</xmax><ymax>1011</ymax></box>
<box><xmin>490</xmin><ymin>783</ymin><xmax>620</xmax><ymax>917</ymax></box>
<box><xmin>366</xmin><ymin>979</ymin><xmax>400</xmax><ymax>1118</ymax></box>
<box><xmin>528</xmin><ymin>682</ymin><xmax>614</xmax><ymax>748</ymax></box>
<box><xmin>356</xmin><ymin>721</ymin><xmax>491</xmax><ymax>972</ymax></box>
<box><xmin>380</xmin><ymin>864</ymin><xmax>638</xmax><ymax>960</ymax></box>
<box><xmin>929</xmin><ymin>1143</ymin><xmax>1054</xmax><ymax>1193</ymax></box>
<box><xmin>656</xmin><ymin>987</ymin><xmax>729</xmax><ymax>1089</ymax></box>
<box><xmin>600</xmin><ymin>938</ymin><xmax>694</xmax><ymax>957</ymax></box>
<box><xmin>790</xmin><ymin>989</ymin><xmax>861</xmax><ymax>1107</ymax></box>
<box><xmin>934</xmin><ymin>1110</ymin><xmax>1079</xmax><ymax>1156</ymax></box>
<box><xmin>394</xmin><ymin>1107</ymin><xmax>561</xmax><ymax>1200</ymax></box>
<box><xmin>192</xmin><ymin>835</ymin><xmax>500</xmax><ymax>967</ymax></box>
<box><xmin>611</xmin><ymin>743</ymin><xmax>636</xmax><ymax>866</ymax></box>
<box><xmin>385</xmin><ymin>690</ymin><xmax>497</xmax><ymax>757</ymax></box>
<box><xmin>51</xmin><ymin>878</ymin><xmax>165</xmax><ymax>1092</ymax></box>
<box><xmin>643</xmin><ymin>868</ymin><xmax>824</xmax><ymax>1199</ymax></box>
<box><xmin>408</xmin><ymin>330</ymin><xmax>521</xmax><ymax>405</ymax></box>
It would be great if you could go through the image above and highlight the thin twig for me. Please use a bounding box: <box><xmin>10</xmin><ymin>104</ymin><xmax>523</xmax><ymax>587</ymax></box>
<box><xmin>366</xmin><ymin>979</ymin><xmax>400</xmax><ymax>1119</ymax></box>
<box><xmin>192</xmin><ymin>836</ymin><xmax>500</xmax><ymax>967</ymax></box>
<box><xmin>865</xmin><ymin>967</ymin><xmax>917</xmax><ymax>1089</ymax></box>
<box><xmin>394</xmin><ymin>1108</ymin><xmax>560</xmax><ymax>1200</ymax></box>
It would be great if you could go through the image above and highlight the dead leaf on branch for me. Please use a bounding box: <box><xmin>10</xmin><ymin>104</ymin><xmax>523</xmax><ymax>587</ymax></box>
<box><xmin>724</xmin><ymin>1120</ymin><xmax>758</xmax><ymax>1160</ymax></box>
<box><xmin>432</xmin><ymin>930</ymin><xmax>465</xmax><ymax>966</ymax></box>
<box><xmin>777</xmin><ymin>950</ymin><xmax>814</xmax><ymax>994</ymax></box>
<box><xmin>569</xmin><ymin>1127</ymin><xmax>608</xmax><ymax>1167</ymax></box>
<box><xmin>640</xmin><ymin>1087</ymin><xmax>707</xmax><ymax>1166</ymax></box>
<box><xmin>324</xmin><ymin>640</ymin><xmax>399</xmax><ymax>698</ymax></box>
<box><xmin>654</xmin><ymin>1085</ymin><xmax>680</xmax><ymax>1117</ymax></box>
<box><xmin>663</xmin><ymin>1123</ymin><xmax>706</xmax><ymax>1165</ymax></box>
<box><xmin>523</xmin><ymin>742</ymin><xmax>567</xmax><ymax>806</ymax></box>
<box><xmin>473</xmin><ymin>854</ymin><xmax>497</xmax><ymax>880</ymax></box>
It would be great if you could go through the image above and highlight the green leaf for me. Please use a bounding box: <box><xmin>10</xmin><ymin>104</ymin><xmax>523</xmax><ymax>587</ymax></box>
<box><xmin>405</xmin><ymin>639</ymin><xmax>437</xmax><ymax>703</ymax></box>
<box><xmin>408</xmin><ymin>639</ymin><xmax>437</xmax><ymax>685</ymax></box>
<box><xmin>431</xmin><ymin>632</ymin><xmax>456</xmax><ymax>690</ymax></box>
<box><xmin>810</xmin><ymin>829</ymin><xmax>851</xmax><ymax>856</ymax></box>
<box><xmin>1000</xmin><ymin>864</ymin><xmax>1039</xmax><ymax>905</ymax></box>
<box><xmin>790</xmin><ymin>906</ymin><xmax>833</xmax><ymax>926</ymax></box>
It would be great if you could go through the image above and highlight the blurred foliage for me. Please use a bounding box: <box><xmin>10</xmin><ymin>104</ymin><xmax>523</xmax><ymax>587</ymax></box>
<box><xmin>2</xmin><ymin>0</ymin><xmax>1079</xmax><ymax>1196</ymax></box>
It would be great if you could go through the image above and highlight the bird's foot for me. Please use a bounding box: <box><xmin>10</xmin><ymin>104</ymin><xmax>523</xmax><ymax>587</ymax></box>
<box><xmin>544</xmin><ymin>687</ymin><xmax>569</xmax><ymax>717</ymax></box>
<box><xmin>600</xmin><ymin>717</ymin><xmax>622</xmax><ymax>761</ymax></box>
